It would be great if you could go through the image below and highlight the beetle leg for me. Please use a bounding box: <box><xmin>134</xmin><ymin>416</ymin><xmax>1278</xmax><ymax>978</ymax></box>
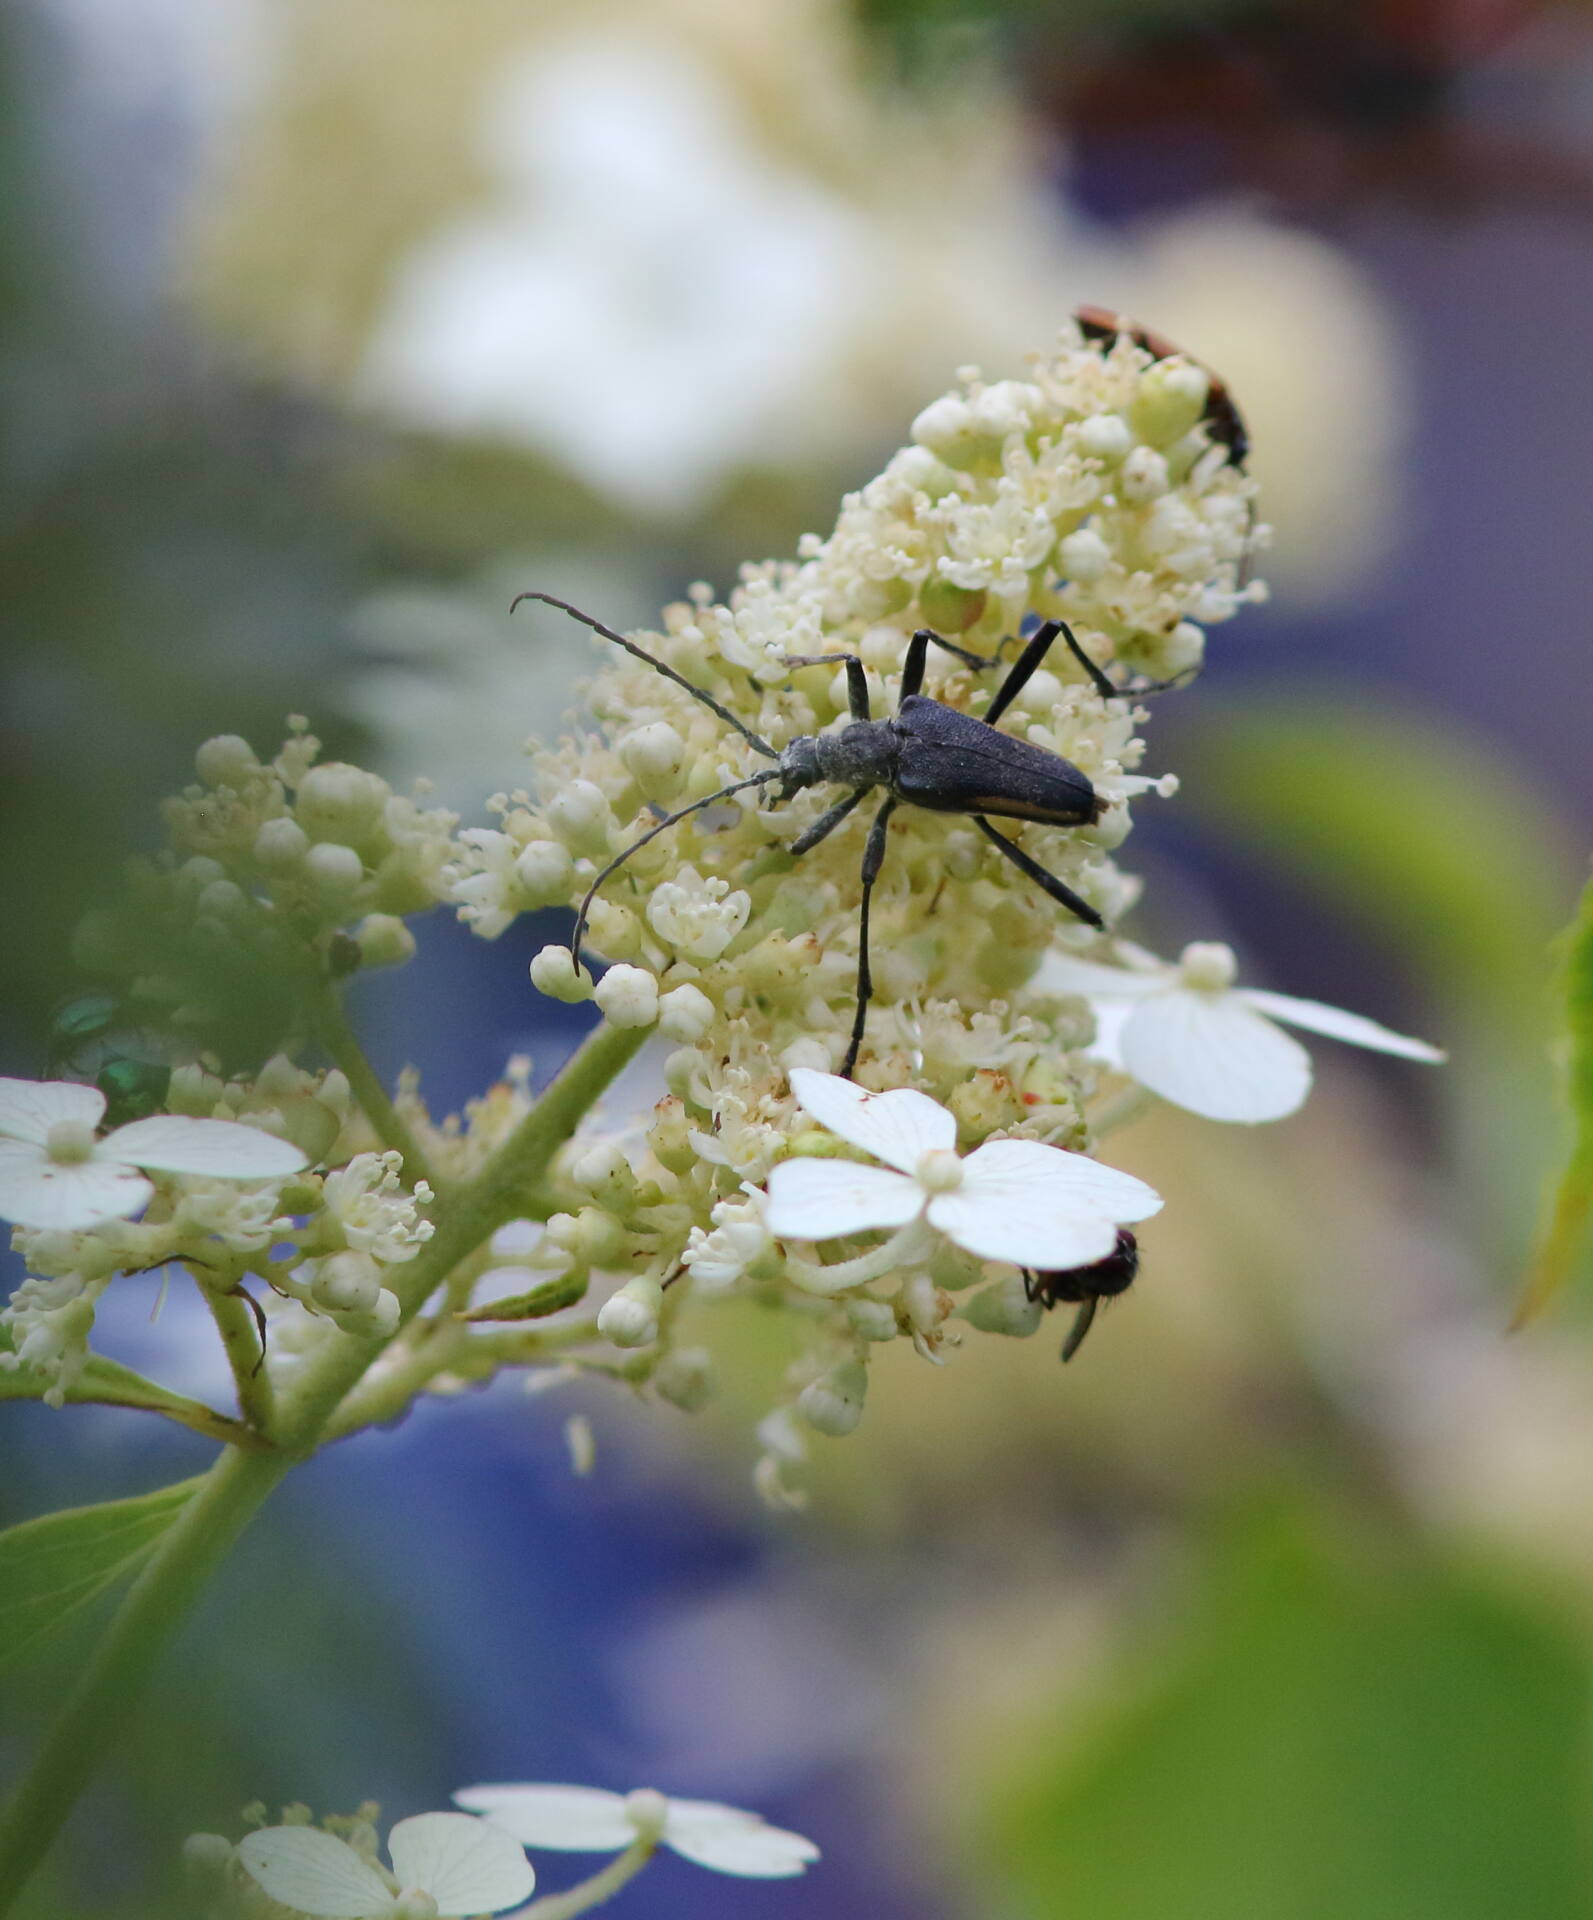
<box><xmin>987</xmin><ymin>619</ymin><xmax>1123</xmax><ymax>722</ymax></box>
<box><xmin>782</xmin><ymin>652</ymin><xmax>871</xmax><ymax>720</ymax></box>
<box><xmin>788</xmin><ymin>786</ymin><xmax>868</xmax><ymax>856</ymax></box>
<box><xmin>840</xmin><ymin>798</ymin><xmax>898</xmax><ymax>1079</ymax></box>
<box><xmin>973</xmin><ymin>817</ymin><xmax>1103</xmax><ymax>929</ymax></box>
<box><xmin>901</xmin><ymin>627</ymin><xmax>991</xmax><ymax>701</ymax></box>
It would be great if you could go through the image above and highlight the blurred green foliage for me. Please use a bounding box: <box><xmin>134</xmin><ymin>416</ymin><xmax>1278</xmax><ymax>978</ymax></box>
<box><xmin>987</xmin><ymin>1500</ymin><xmax>1593</xmax><ymax>1920</ymax></box>
<box><xmin>1176</xmin><ymin>700</ymin><xmax>1581</xmax><ymax>1268</ymax></box>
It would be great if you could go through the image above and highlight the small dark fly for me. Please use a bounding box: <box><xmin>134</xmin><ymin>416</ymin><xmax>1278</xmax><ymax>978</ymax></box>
<box><xmin>516</xmin><ymin>594</ymin><xmax>1163</xmax><ymax>1078</ymax></box>
<box><xmin>1023</xmin><ymin>1228</ymin><xmax>1141</xmax><ymax>1362</ymax></box>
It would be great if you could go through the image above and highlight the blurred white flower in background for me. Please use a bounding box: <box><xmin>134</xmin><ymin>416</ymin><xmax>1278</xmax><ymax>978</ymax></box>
<box><xmin>362</xmin><ymin>35</ymin><xmax>867</xmax><ymax>514</ymax></box>
<box><xmin>180</xmin><ymin>0</ymin><xmax>1408</xmax><ymax>606</ymax></box>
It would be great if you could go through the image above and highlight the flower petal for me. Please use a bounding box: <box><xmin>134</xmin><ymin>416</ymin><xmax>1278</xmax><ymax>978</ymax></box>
<box><xmin>764</xmin><ymin>1158</ymin><xmax>922</xmax><ymax>1240</ymax></box>
<box><xmin>235</xmin><ymin>1827</ymin><xmax>395</xmax><ymax>1917</ymax></box>
<box><xmin>1119</xmin><ymin>989</ymin><xmax>1311</xmax><ymax>1123</ymax></box>
<box><xmin>1082</xmin><ymin>997</ymin><xmax>1133</xmax><ymax>1069</ymax></box>
<box><xmin>787</xmin><ymin>1069</ymin><xmax>953</xmax><ymax>1174</ymax></box>
<box><xmin>0</xmin><ymin>1078</ymin><xmax>106</xmax><ymax>1147</ymax></box>
<box><xmin>664</xmin><ymin>1804</ymin><xmax>820</xmax><ymax>1879</ymax></box>
<box><xmin>1032</xmin><ymin>952</ymin><xmax>1169</xmax><ymax>1001</ymax></box>
<box><xmin>0</xmin><ymin>1145</ymin><xmax>152</xmax><ymax>1232</ymax></box>
<box><xmin>452</xmin><ymin>1785</ymin><xmax>634</xmax><ymax>1853</ymax></box>
<box><xmin>1239</xmin><ymin>989</ymin><xmax>1446</xmax><ymax>1063</ymax></box>
<box><xmin>387</xmin><ymin>1813</ymin><xmax>534</xmax><ymax>1915</ymax></box>
<box><xmin>101</xmin><ymin>1116</ymin><xmax>310</xmax><ymax>1179</ymax></box>
<box><xmin>931</xmin><ymin>1140</ymin><xmax>1160</xmax><ymax>1268</ymax></box>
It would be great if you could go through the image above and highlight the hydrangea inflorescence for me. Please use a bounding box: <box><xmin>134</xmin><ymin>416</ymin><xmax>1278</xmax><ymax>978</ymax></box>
<box><xmin>0</xmin><ymin>321</ymin><xmax>1444</xmax><ymax>1494</ymax></box>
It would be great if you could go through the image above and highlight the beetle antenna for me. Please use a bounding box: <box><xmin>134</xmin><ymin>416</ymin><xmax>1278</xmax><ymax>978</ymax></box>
<box><xmin>513</xmin><ymin>591</ymin><xmax>779</xmax><ymax>761</ymax></box>
<box><xmin>570</xmin><ymin>769</ymin><xmax>784</xmax><ymax>962</ymax></box>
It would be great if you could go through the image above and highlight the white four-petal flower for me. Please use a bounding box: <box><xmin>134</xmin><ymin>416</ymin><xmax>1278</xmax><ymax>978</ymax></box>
<box><xmin>1037</xmin><ymin>941</ymin><xmax>1445</xmax><ymax>1124</ymax></box>
<box><xmin>237</xmin><ymin>1812</ymin><xmax>534</xmax><ymax>1918</ymax></box>
<box><xmin>764</xmin><ymin>1068</ymin><xmax>1161</xmax><ymax>1273</ymax></box>
<box><xmin>0</xmin><ymin>1078</ymin><xmax>309</xmax><ymax>1232</ymax></box>
<box><xmin>454</xmin><ymin>1784</ymin><xmax>819</xmax><ymax>1880</ymax></box>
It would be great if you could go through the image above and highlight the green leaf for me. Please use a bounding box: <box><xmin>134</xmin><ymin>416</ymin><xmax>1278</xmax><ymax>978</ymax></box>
<box><xmin>0</xmin><ymin>1478</ymin><xmax>205</xmax><ymax>1675</ymax></box>
<box><xmin>1516</xmin><ymin>872</ymin><xmax>1593</xmax><ymax>1325</ymax></box>
<box><xmin>984</xmin><ymin>1507</ymin><xmax>1593</xmax><ymax>1920</ymax></box>
<box><xmin>0</xmin><ymin>1325</ymin><xmax>250</xmax><ymax>1445</ymax></box>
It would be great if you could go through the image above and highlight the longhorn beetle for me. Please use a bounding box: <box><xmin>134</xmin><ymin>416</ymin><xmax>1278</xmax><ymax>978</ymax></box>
<box><xmin>515</xmin><ymin>592</ymin><xmax>1161</xmax><ymax>1079</ymax></box>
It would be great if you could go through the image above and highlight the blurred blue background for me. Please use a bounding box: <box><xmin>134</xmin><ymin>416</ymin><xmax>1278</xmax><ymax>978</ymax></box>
<box><xmin>4</xmin><ymin>0</ymin><xmax>1593</xmax><ymax>1915</ymax></box>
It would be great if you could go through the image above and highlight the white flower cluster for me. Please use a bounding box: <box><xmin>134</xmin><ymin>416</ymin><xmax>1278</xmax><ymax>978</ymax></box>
<box><xmin>0</xmin><ymin>325</ymin><xmax>1442</xmax><ymax>1484</ymax></box>
<box><xmin>73</xmin><ymin>721</ymin><xmax>459</xmax><ymax>1028</ymax></box>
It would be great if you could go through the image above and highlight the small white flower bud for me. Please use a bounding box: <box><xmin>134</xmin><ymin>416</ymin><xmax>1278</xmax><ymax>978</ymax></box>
<box><xmin>658</xmin><ymin>983</ymin><xmax>715</xmax><ymax>1042</ymax></box>
<box><xmin>1077</xmin><ymin>414</ymin><xmax>1132</xmax><ymax>462</ymax></box>
<box><xmin>312</xmin><ymin>1250</ymin><xmax>383</xmax><ymax>1314</ymax></box>
<box><xmin>256</xmin><ymin>1053</ymin><xmax>302</xmax><ymax>1099</ymax></box>
<box><xmin>584</xmin><ymin>897</ymin><xmax>644</xmax><ymax>959</ymax></box>
<box><xmin>530</xmin><ymin>945</ymin><xmax>594</xmax><ymax>1002</ymax></box>
<box><xmin>542</xmin><ymin>1212</ymin><xmax>584</xmax><ymax>1254</ymax></box>
<box><xmin>569</xmin><ymin>1141</ymin><xmax>636</xmax><ymax>1203</ymax></box>
<box><xmin>574</xmin><ymin>1205</ymin><xmax>627</xmax><ymax>1266</ymax></box>
<box><xmin>167</xmin><ymin>1064</ymin><xmax>223</xmax><ymax>1115</ymax></box>
<box><xmin>1119</xmin><ymin>445</ymin><xmax>1170</xmax><ymax>502</ymax></box>
<box><xmin>355</xmin><ymin>913</ymin><xmax>416</xmax><ymax>969</ymax></box>
<box><xmin>254</xmin><ymin>816</ymin><xmax>309</xmax><ymax>868</ymax></box>
<box><xmin>624</xmin><ymin>1789</ymin><xmax>670</xmax><ymax>1839</ymax></box>
<box><xmin>619</xmin><ymin>720</ymin><xmax>685</xmax><ymax>791</ymax></box>
<box><xmin>294</xmin><ymin>762</ymin><xmax>390</xmax><ymax>846</ymax></box>
<box><xmin>1059</xmin><ymin>527</ymin><xmax>1112</xmax><ymax>583</ymax></box>
<box><xmin>597</xmin><ymin>1275</ymin><xmax>663</xmax><ymax>1348</ymax></box>
<box><xmin>545</xmin><ymin>779</ymin><xmax>612</xmax><ymax>855</ymax></box>
<box><xmin>181</xmin><ymin>1833</ymin><xmax>234</xmax><ymax>1887</ymax></box>
<box><xmin>513</xmin><ymin>838</ymin><xmax>574</xmax><ymax>906</ymax></box>
<box><xmin>1130</xmin><ymin>357</ymin><xmax>1209</xmax><ymax>446</ymax></box>
<box><xmin>798</xmin><ymin>1357</ymin><xmax>869</xmax><ymax>1437</ymax></box>
<box><xmin>365</xmin><ymin>1288</ymin><xmax>402</xmax><ymax>1339</ymax></box>
<box><xmin>1159</xmin><ymin>620</ymin><xmax>1206</xmax><ymax>678</ymax></box>
<box><xmin>304</xmin><ymin>841</ymin><xmax>365</xmax><ymax>901</ymax></box>
<box><xmin>846</xmin><ymin>1298</ymin><xmax>898</xmax><ymax>1342</ymax></box>
<box><xmin>594</xmin><ymin>963</ymin><xmax>659</xmax><ymax>1028</ymax></box>
<box><xmin>1179</xmin><ymin>941</ymin><xmax>1239</xmax><ymax>991</ymax></box>
<box><xmin>780</xmin><ymin>1037</ymin><xmax>834</xmax><ymax>1076</ymax></box>
<box><xmin>176</xmin><ymin>856</ymin><xmax>227</xmax><ymax>896</ymax></box>
<box><xmin>196</xmin><ymin>878</ymin><xmax>249</xmax><ymax>922</ymax></box>
<box><xmin>961</xmin><ymin>1273</ymin><xmax>1043</xmax><ymax>1336</ymax></box>
<box><xmin>1011</xmin><ymin>668</ymin><xmax>1064</xmax><ymax>716</ymax></box>
<box><xmin>654</xmin><ymin>1346</ymin><xmax>715</xmax><ymax>1411</ymax></box>
<box><xmin>195</xmin><ymin>735</ymin><xmax>260</xmax><ymax>789</ymax></box>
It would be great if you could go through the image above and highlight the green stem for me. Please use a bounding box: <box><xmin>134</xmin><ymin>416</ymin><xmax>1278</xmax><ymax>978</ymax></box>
<box><xmin>275</xmin><ymin>1019</ymin><xmax>647</xmax><ymax>1452</ymax></box>
<box><xmin>0</xmin><ymin>1020</ymin><xmax>648</xmax><ymax>1915</ymax></box>
<box><xmin>518</xmin><ymin>1839</ymin><xmax>657</xmax><ymax>1920</ymax></box>
<box><xmin>308</xmin><ymin>979</ymin><xmax>440</xmax><ymax>1193</ymax></box>
<box><xmin>206</xmin><ymin>1284</ymin><xmax>275</xmax><ymax>1432</ymax></box>
<box><xmin>0</xmin><ymin>1446</ymin><xmax>294</xmax><ymax>1917</ymax></box>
